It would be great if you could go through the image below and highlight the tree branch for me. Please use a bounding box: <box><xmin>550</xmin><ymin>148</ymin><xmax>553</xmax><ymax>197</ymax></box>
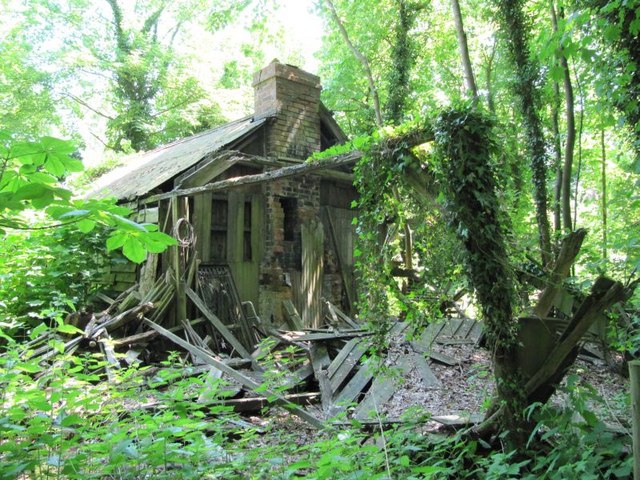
<box><xmin>324</xmin><ymin>0</ymin><xmax>383</xmax><ymax>127</ymax></box>
<box><xmin>64</xmin><ymin>93</ymin><xmax>114</xmax><ymax>121</ymax></box>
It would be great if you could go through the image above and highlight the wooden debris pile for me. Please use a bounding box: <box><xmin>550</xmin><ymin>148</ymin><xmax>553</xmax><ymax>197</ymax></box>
<box><xmin>23</xmin><ymin>231</ymin><xmax>630</xmax><ymax>432</ymax></box>
<box><xmin>23</xmin><ymin>251</ymin><xmax>489</xmax><ymax>430</ymax></box>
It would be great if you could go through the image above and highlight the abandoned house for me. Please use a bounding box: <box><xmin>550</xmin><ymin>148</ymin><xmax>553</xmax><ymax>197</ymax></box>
<box><xmin>88</xmin><ymin>60</ymin><xmax>358</xmax><ymax>335</ymax></box>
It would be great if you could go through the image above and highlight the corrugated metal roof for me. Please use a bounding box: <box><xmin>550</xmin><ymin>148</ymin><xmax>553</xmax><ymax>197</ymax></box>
<box><xmin>86</xmin><ymin>116</ymin><xmax>265</xmax><ymax>200</ymax></box>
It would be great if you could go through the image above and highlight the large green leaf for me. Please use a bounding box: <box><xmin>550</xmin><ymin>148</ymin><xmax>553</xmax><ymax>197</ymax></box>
<box><xmin>122</xmin><ymin>237</ymin><xmax>147</xmax><ymax>263</ymax></box>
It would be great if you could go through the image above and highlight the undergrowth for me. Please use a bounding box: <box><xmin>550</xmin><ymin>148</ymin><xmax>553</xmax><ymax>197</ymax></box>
<box><xmin>0</xmin><ymin>331</ymin><xmax>632</xmax><ymax>479</ymax></box>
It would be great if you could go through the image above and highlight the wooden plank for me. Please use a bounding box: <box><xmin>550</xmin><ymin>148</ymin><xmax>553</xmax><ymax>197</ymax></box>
<box><xmin>334</xmin><ymin>360</ymin><xmax>374</xmax><ymax>406</ymax></box>
<box><xmin>327</xmin><ymin>338</ymin><xmax>360</xmax><ymax>379</ymax></box>
<box><xmin>412</xmin><ymin>353</ymin><xmax>442</xmax><ymax>388</ymax></box>
<box><xmin>411</xmin><ymin>340</ymin><xmax>461</xmax><ymax>366</ymax></box>
<box><xmin>354</xmin><ymin>356</ymin><xmax>413</xmax><ymax>419</ymax></box>
<box><xmin>427</xmin><ymin>351</ymin><xmax>461</xmax><ymax>366</ymax></box>
<box><xmin>309</xmin><ymin>344</ymin><xmax>333</xmax><ymax>414</ymax></box>
<box><xmin>325</xmin><ymin>301</ymin><xmax>340</xmax><ymax>327</ymax></box>
<box><xmin>267</xmin><ymin>329</ymin><xmax>311</xmax><ymax>352</ymax></box>
<box><xmin>112</xmin><ymin>329</ymin><xmax>158</xmax><ymax>347</ymax></box>
<box><xmin>276</xmin><ymin>331</ymin><xmax>371</xmax><ymax>342</ymax></box>
<box><xmin>283</xmin><ymin>363</ymin><xmax>314</xmax><ymax>390</ymax></box>
<box><xmin>440</xmin><ymin>318</ymin><xmax>463</xmax><ymax>338</ymax></box>
<box><xmin>436</xmin><ymin>338</ymin><xmax>476</xmax><ymax>345</ymax></box>
<box><xmin>95</xmin><ymin>292</ymin><xmax>115</xmax><ymax>305</ymax></box>
<box><xmin>431</xmin><ymin>413</ymin><xmax>484</xmax><ymax>426</ymax></box>
<box><xmin>329</xmin><ymin>340</ymin><xmax>368</xmax><ymax>393</ymax></box>
<box><xmin>324</xmin><ymin>300</ymin><xmax>359</xmax><ymax>329</ymax></box>
<box><xmin>301</xmin><ymin>219</ymin><xmax>324</xmax><ymax>328</ymax></box>
<box><xmin>219</xmin><ymin>392</ymin><xmax>320</xmax><ymax>414</ymax></box>
<box><xmin>324</xmin><ymin>207</ymin><xmax>354</xmax><ymax>312</ymax></box>
<box><xmin>330</xmin><ymin>302</ymin><xmax>359</xmax><ymax>329</ymax></box>
<box><xmin>283</xmin><ymin>300</ymin><xmax>304</xmax><ymax>330</ymax></box>
<box><xmin>144</xmin><ymin>319</ymin><xmax>324</xmax><ymax>429</ymax></box>
<box><xmin>193</xmin><ymin>192</ymin><xmax>212</xmax><ymax>262</ymax></box>
<box><xmin>467</xmin><ymin>320</ymin><xmax>484</xmax><ymax>343</ymax></box>
<box><xmin>353</xmin><ymin>376</ymin><xmax>397</xmax><ymax>420</ymax></box>
<box><xmin>186</xmin><ymin>287</ymin><xmax>251</xmax><ymax>359</ymax></box>
<box><xmin>454</xmin><ymin>318</ymin><xmax>475</xmax><ymax>339</ymax></box>
<box><xmin>411</xmin><ymin>322</ymin><xmax>445</xmax><ymax>351</ymax></box>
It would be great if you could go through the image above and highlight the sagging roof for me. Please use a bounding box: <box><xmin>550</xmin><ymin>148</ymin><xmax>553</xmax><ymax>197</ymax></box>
<box><xmin>86</xmin><ymin>116</ymin><xmax>266</xmax><ymax>201</ymax></box>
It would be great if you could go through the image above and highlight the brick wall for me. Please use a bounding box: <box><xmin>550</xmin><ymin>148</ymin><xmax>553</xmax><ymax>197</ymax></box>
<box><xmin>258</xmin><ymin>175</ymin><xmax>323</xmax><ymax>325</ymax></box>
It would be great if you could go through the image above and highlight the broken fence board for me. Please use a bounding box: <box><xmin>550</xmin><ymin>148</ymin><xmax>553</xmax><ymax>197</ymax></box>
<box><xmin>428</xmin><ymin>351</ymin><xmax>461</xmax><ymax>366</ymax></box>
<box><xmin>283</xmin><ymin>363</ymin><xmax>315</xmax><ymax>390</ymax></box>
<box><xmin>353</xmin><ymin>376</ymin><xmax>397</xmax><ymax>420</ymax></box>
<box><xmin>412</xmin><ymin>322</ymin><xmax>445</xmax><ymax>351</ymax></box>
<box><xmin>436</xmin><ymin>338</ymin><xmax>476</xmax><ymax>346</ymax></box>
<box><xmin>329</xmin><ymin>339</ymin><xmax>368</xmax><ymax>393</ymax></box>
<box><xmin>354</xmin><ymin>356</ymin><xmax>414</xmax><ymax>420</ymax></box>
<box><xmin>334</xmin><ymin>360</ymin><xmax>374</xmax><ymax>406</ymax></box>
<box><xmin>186</xmin><ymin>287</ymin><xmax>251</xmax><ymax>359</ymax></box>
<box><xmin>410</xmin><ymin>341</ymin><xmax>461</xmax><ymax>366</ymax></box>
<box><xmin>431</xmin><ymin>413</ymin><xmax>483</xmax><ymax>426</ymax></box>
<box><xmin>144</xmin><ymin>319</ymin><xmax>323</xmax><ymax>429</ymax></box>
<box><xmin>454</xmin><ymin>318</ymin><xmax>476</xmax><ymax>339</ymax></box>
<box><xmin>467</xmin><ymin>321</ymin><xmax>484</xmax><ymax>343</ymax></box>
<box><xmin>327</xmin><ymin>338</ymin><xmax>360</xmax><ymax>379</ymax></box>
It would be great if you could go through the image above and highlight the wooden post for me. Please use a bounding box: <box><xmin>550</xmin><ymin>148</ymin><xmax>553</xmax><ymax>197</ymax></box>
<box><xmin>172</xmin><ymin>198</ymin><xmax>187</xmax><ymax>326</ymax></box>
<box><xmin>630</xmin><ymin>360</ymin><xmax>640</xmax><ymax>480</ymax></box>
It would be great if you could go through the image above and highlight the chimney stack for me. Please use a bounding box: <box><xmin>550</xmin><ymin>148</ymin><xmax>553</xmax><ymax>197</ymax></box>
<box><xmin>252</xmin><ymin>60</ymin><xmax>322</xmax><ymax>160</ymax></box>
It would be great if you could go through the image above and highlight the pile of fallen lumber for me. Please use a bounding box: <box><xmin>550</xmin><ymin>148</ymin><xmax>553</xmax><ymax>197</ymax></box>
<box><xmin>21</xmin><ymin>230</ymin><xmax>634</xmax><ymax>432</ymax></box>
<box><xmin>22</xmin><ymin>263</ymin><xmax>486</xmax><ymax>430</ymax></box>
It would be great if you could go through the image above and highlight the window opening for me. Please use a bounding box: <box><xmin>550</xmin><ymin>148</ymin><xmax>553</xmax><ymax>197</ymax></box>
<box><xmin>279</xmin><ymin>197</ymin><xmax>297</xmax><ymax>241</ymax></box>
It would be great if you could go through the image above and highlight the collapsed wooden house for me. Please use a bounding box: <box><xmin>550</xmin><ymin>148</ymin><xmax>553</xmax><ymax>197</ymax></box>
<box><xmin>89</xmin><ymin>60</ymin><xmax>358</xmax><ymax>338</ymax></box>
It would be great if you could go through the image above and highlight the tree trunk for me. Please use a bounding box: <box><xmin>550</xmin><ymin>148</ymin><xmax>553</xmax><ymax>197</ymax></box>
<box><xmin>550</xmin><ymin>2</ymin><xmax>576</xmax><ymax>233</ymax></box>
<box><xmin>385</xmin><ymin>0</ymin><xmax>416</xmax><ymax>125</ymax></box>
<box><xmin>451</xmin><ymin>0</ymin><xmax>478</xmax><ymax>99</ymax></box>
<box><xmin>551</xmin><ymin>80</ymin><xmax>563</xmax><ymax>234</ymax></box>
<box><xmin>601</xmin><ymin>128</ymin><xmax>608</xmax><ymax>263</ymax></box>
<box><xmin>494</xmin><ymin>0</ymin><xmax>552</xmax><ymax>266</ymax></box>
<box><xmin>484</xmin><ymin>44</ymin><xmax>496</xmax><ymax>114</ymax></box>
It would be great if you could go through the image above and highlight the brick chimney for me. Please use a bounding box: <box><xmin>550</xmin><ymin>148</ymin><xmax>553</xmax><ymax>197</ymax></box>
<box><xmin>252</xmin><ymin>60</ymin><xmax>322</xmax><ymax>160</ymax></box>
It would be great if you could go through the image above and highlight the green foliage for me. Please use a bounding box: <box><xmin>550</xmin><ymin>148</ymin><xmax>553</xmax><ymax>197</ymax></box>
<box><xmin>0</xmin><ymin>131</ymin><xmax>177</xmax><ymax>265</ymax></box>
<box><xmin>432</xmin><ymin>106</ymin><xmax>516</xmax><ymax>343</ymax></box>
<box><xmin>0</xmin><ymin>342</ymin><xmax>248</xmax><ymax>479</ymax></box>
<box><xmin>0</xmin><ymin>225</ymin><xmax>107</xmax><ymax>330</ymax></box>
<box><xmin>521</xmin><ymin>375</ymin><xmax>632</xmax><ymax>479</ymax></box>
